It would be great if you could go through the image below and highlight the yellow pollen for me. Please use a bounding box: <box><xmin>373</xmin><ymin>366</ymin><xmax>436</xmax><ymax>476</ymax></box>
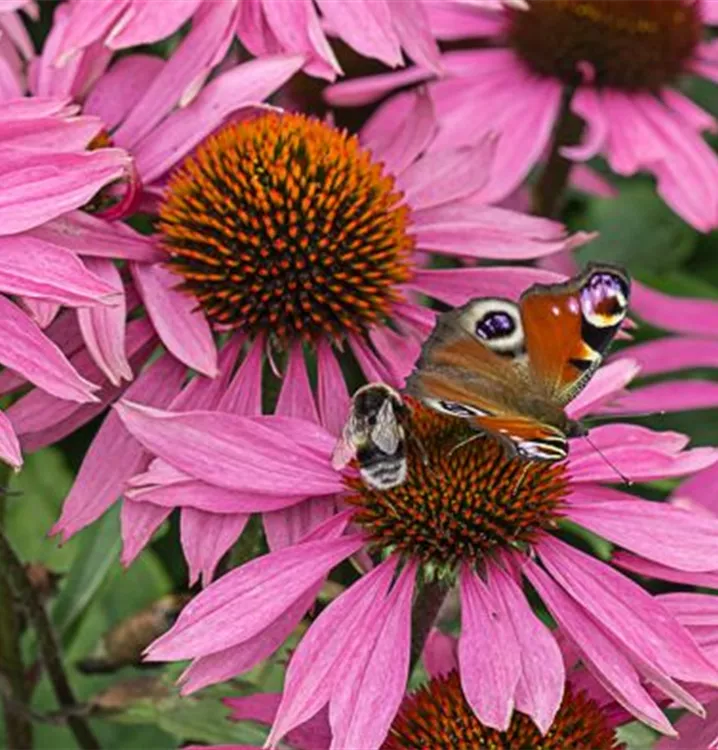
<box><xmin>158</xmin><ymin>113</ymin><xmax>414</xmax><ymax>341</ymax></box>
<box><xmin>346</xmin><ymin>400</ymin><xmax>567</xmax><ymax>569</ymax></box>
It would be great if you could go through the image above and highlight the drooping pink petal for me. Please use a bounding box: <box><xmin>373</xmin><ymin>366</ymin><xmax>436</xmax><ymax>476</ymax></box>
<box><xmin>387</xmin><ymin>0</ymin><xmax>442</xmax><ymax>73</ymax></box>
<box><xmin>180</xmin><ymin>583</ymin><xmax>324</xmax><ymax>695</ymax></box>
<box><xmin>77</xmin><ymin>257</ymin><xmax>131</xmax><ymax>385</ymax></box>
<box><xmin>106</xmin><ymin>0</ymin><xmax>204</xmax><ymax>49</ymax></box>
<box><xmin>329</xmin><ymin>561</ymin><xmax>416</xmax><ymax>750</ymax></box>
<box><xmin>0</xmin><ymin>149</ymin><xmax>130</xmax><ymax>235</ymax></box>
<box><xmin>23</xmin><ymin>299</ymin><xmax>59</xmax><ymax>329</ymax></box>
<box><xmin>673</xmin><ymin>462</ymin><xmax>718</xmax><ymax>516</ymax></box>
<box><xmin>268</xmin><ymin>557</ymin><xmax>398</xmax><ymax>747</ymax></box>
<box><xmin>51</xmin><ymin>354</ymin><xmax>185</xmax><ymax>542</ymax></box>
<box><xmin>368</xmin><ymin>324</ymin><xmax>422</xmax><ymax>387</ymax></box>
<box><xmin>316</xmin><ymin>340</ymin><xmax>349</xmax><ymax>437</ymax></box>
<box><xmin>149</xmin><ymin>528</ymin><xmax>362</xmax><ymax>662</ymax></box>
<box><xmin>181</xmin><ymin>507</ymin><xmax>249</xmax><ymax>587</ymax></box>
<box><xmin>398</xmin><ymin>135</ymin><xmax>496</xmax><ymax>211</ymax></box>
<box><xmin>490</xmin><ymin>563</ymin><xmax>564</xmax><ymax>735</ymax></box>
<box><xmin>537</xmin><ymin>536</ymin><xmax>718</xmax><ymax>686</ymax></box>
<box><xmin>423</xmin><ymin>629</ymin><xmax>458</xmax><ymax>679</ymax></box>
<box><xmin>324</xmin><ymin>65</ymin><xmax>434</xmax><ymax>108</ymax></box>
<box><xmin>458</xmin><ymin>565</ymin><xmax>521</xmax><ymax>732</ymax></box>
<box><xmin>0</xmin><ymin>234</ymin><xmax>120</xmax><ymax>306</ymax></box>
<box><xmin>134</xmin><ymin>54</ymin><xmax>304</xmax><ymax>183</ymax></box>
<box><xmin>131</xmin><ymin>262</ymin><xmax>217</xmax><ymax>377</ymax></box>
<box><xmin>0</xmin><ymin>409</ymin><xmax>21</xmax><ymax>469</ymax></box>
<box><xmin>655</xmin><ymin>701</ymin><xmax>718</xmax><ymax>750</ymax></box>
<box><xmin>218</xmin><ymin>335</ymin><xmax>263</xmax><ymax>416</ymax></box>
<box><xmin>362</xmin><ymin>89</ymin><xmax>436</xmax><ymax>177</ymax></box>
<box><xmin>27</xmin><ymin>211</ymin><xmax>164</xmax><ymax>263</ymax></box>
<box><xmin>264</xmin><ymin>497</ymin><xmax>337</xmax><ymax>553</ymax></box>
<box><xmin>53</xmin><ymin>0</ymin><xmax>128</xmax><ymax>64</ymax></box>
<box><xmin>567</xmin><ymin>498</ymin><xmax>718</xmax><ymax>573</ymax></box>
<box><xmin>315</xmin><ymin>0</ymin><xmax>401</xmax><ymax>68</ymax></box>
<box><xmin>120</xmin><ymin>498</ymin><xmax>172</xmax><ymax>567</ymax></box>
<box><xmin>524</xmin><ymin>557</ymin><xmax>676</xmax><ymax>736</ymax></box>
<box><xmin>115</xmin><ymin>402</ymin><xmax>342</xmax><ymax>496</ymax></box>
<box><xmin>0</xmin><ymin>296</ymin><xmax>99</xmax><ymax>402</ymax></box>
<box><xmin>612</xmin><ymin>551</ymin><xmax>718</xmax><ymax>590</ymax></box>
<box><xmin>631</xmin><ymin>281</ymin><xmax>718</xmax><ymax>337</ymax></box>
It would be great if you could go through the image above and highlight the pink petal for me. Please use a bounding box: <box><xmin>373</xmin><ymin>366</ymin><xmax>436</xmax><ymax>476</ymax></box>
<box><xmin>656</xmin><ymin>702</ymin><xmax>718</xmax><ymax>750</ymax></box>
<box><xmin>181</xmin><ymin>508</ymin><xmax>249</xmax><ymax>587</ymax></box>
<box><xmin>51</xmin><ymin>353</ymin><xmax>185</xmax><ymax>541</ymax></box>
<box><xmin>268</xmin><ymin>557</ymin><xmax>397</xmax><ymax>747</ymax></box>
<box><xmin>599</xmin><ymin>381</ymin><xmax>718</xmax><ymax>415</ymax></box>
<box><xmin>114</xmin><ymin>402</ymin><xmax>343</xmax><ymax>496</ymax></box>
<box><xmin>276</xmin><ymin>342</ymin><xmax>319</xmax><ymax>423</ymax></box>
<box><xmin>112</xmin><ymin>1</ymin><xmax>239</xmax><ymax>150</ymax></box>
<box><xmin>27</xmin><ymin>211</ymin><xmax>164</xmax><ymax>263</ymax></box>
<box><xmin>538</xmin><ymin>536</ymin><xmax>718</xmax><ymax>686</ymax></box>
<box><xmin>53</xmin><ymin>0</ymin><xmax>127</xmax><ymax>63</ymax></box>
<box><xmin>423</xmin><ymin>629</ymin><xmax>458</xmax><ymax>678</ymax></box>
<box><xmin>324</xmin><ymin>65</ymin><xmax>434</xmax><ymax>108</ymax></box>
<box><xmin>315</xmin><ymin>0</ymin><xmax>401</xmax><ymax>68</ymax></box>
<box><xmin>459</xmin><ymin>565</ymin><xmax>521</xmax><ymax>731</ymax></box>
<box><xmin>23</xmin><ymin>299</ymin><xmax>59</xmax><ymax>329</ymax></box>
<box><xmin>617</xmin><ymin>337</ymin><xmax>718</xmax><ymax>377</ymax></box>
<box><xmin>0</xmin><ymin>149</ymin><xmax>130</xmax><ymax>235</ymax></box>
<box><xmin>612</xmin><ymin>552</ymin><xmax>718</xmax><ymax>590</ymax></box>
<box><xmin>524</xmin><ymin>557</ymin><xmax>676</xmax><ymax>736</ymax></box>
<box><xmin>180</xmin><ymin>581</ymin><xmax>325</xmax><ymax>695</ymax></box>
<box><xmin>566</xmin><ymin>358</ymin><xmax>641</xmax><ymax>419</ymax></box>
<box><xmin>407</xmin><ymin>266</ymin><xmax>562</xmax><ymax>306</ymax></box>
<box><xmin>0</xmin><ymin>234</ymin><xmax>120</xmax><ymax>306</ymax></box>
<box><xmin>316</xmin><ymin>340</ymin><xmax>349</xmax><ymax>437</ymax></box>
<box><xmin>134</xmin><ymin>54</ymin><xmax>304</xmax><ymax>183</ymax></box>
<box><xmin>659</xmin><ymin>593</ymin><xmax>718</xmax><ymax>627</ymax></box>
<box><xmin>362</xmin><ymin>89</ymin><xmax>436</xmax><ymax>177</ymax></box>
<box><xmin>329</xmin><ymin>562</ymin><xmax>416</xmax><ymax>750</ymax></box>
<box><xmin>568</xmin><ymin>499</ymin><xmax>718</xmax><ymax>572</ymax></box>
<box><xmin>631</xmin><ymin>281</ymin><xmax>718</xmax><ymax>337</ymax></box>
<box><xmin>148</xmin><ymin>531</ymin><xmax>362</xmax><ymax>662</ymax></box>
<box><xmin>673</xmin><ymin>462</ymin><xmax>718</xmax><ymax>516</ymax></box>
<box><xmin>132</xmin><ymin>262</ymin><xmax>217</xmax><ymax>377</ymax></box>
<box><xmin>77</xmin><ymin>257</ymin><xmax>131</xmax><ymax>385</ymax></box>
<box><xmin>387</xmin><ymin>0</ymin><xmax>442</xmax><ymax>72</ymax></box>
<box><xmin>218</xmin><ymin>334</ymin><xmax>263</xmax><ymax>416</ymax></box>
<box><xmin>398</xmin><ymin>135</ymin><xmax>496</xmax><ymax>211</ymax></box>
<box><xmin>0</xmin><ymin>296</ymin><xmax>98</xmax><ymax>402</ymax></box>
<box><xmin>106</xmin><ymin>0</ymin><xmax>204</xmax><ymax>48</ymax></box>
<box><xmin>0</xmin><ymin>409</ymin><xmax>21</xmax><ymax>469</ymax></box>
<box><xmin>263</xmin><ymin>496</ymin><xmax>336</xmax><ymax>552</ymax></box>
<box><xmin>120</xmin><ymin>499</ymin><xmax>171</xmax><ymax>567</ymax></box>
<box><xmin>490</xmin><ymin>563</ymin><xmax>565</xmax><ymax>735</ymax></box>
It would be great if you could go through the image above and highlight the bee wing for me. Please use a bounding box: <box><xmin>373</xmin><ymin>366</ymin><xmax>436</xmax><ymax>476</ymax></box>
<box><xmin>371</xmin><ymin>398</ymin><xmax>401</xmax><ymax>455</ymax></box>
<box><xmin>331</xmin><ymin>419</ymin><xmax>357</xmax><ymax>470</ymax></box>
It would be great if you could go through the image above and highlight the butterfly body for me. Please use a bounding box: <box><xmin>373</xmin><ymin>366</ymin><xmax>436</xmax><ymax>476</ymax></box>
<box><xmin>406</xmin><ymin>264</ymin><xmax>630</xmax><ymax>461</ymax></box>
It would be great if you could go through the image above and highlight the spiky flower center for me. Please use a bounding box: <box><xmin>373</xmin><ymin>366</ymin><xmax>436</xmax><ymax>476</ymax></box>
<box><xmin>158</xmin><ymin>113</ymin><xmax>413</xmax><ymax>341</ymax></box>
<box><xmin>346</xmin><ymin>401</ymin><xmax>567</xmax><ymax>568</ymax></box>
<box><xmin>508</xmin><ymin>0</ymin><xmax>701</xmax><ymax>90</ymax></box>
<box><xmin>383</xmin><ymin>672</ymin><xmax>623</xmax><ymax>749</ymax></box>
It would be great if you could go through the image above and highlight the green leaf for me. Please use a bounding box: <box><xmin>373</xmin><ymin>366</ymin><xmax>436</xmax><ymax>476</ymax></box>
<box><xmin>576</xmin><ymin>181</ymin><xmax>698</xmax><ymax>275</ymax></box>
<box><xmin>615</xmin><ymin>720</ymin><xmax>659</xmax><ymax>750</ymax></box>
<box><xmin>52</xmin><ymin>505</ymin><xmax>122</xmax><ymax>642</ymax></box>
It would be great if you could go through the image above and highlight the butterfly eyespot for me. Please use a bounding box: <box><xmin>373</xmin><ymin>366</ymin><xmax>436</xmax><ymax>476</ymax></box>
<box><xmin>476</xmin><ymin>311</ymin><xmax>516</xmax><ymax>340</ymax></box>
<box><xmin>580</xmin><ymin>271</ymin><xmax>629</xmax><ymax>328</ymax></box>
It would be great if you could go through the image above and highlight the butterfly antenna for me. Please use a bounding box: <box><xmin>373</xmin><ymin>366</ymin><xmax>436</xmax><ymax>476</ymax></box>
<box><xmin>583</xmin><ymin>433</ymin><xmax>632</xmax><ymax>486</ymax></box>
<box><xmin>448</xmin><ymin>431</ymin><xmax>484</xmax><ymax>457</ymax></box>
<box><xmin>588</xmin><ymin>409</ymin><xmax>666</xmax><ymax>423</ymax></box>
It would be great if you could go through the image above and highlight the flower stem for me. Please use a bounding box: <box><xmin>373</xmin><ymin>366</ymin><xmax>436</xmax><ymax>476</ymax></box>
<box><xmin>0</xmin><ymin>476</ymin><xmax>33</xmax><ymax>750</ymax></box>
<box><xmin>409</xmin><ymin>578</ymin><xmax>448</xmax><ymax>675</ymax></box>
<box><xmin>531</xmin><ymin>87</ymin><xmax>585</xmax><ymax>218</ymax></box>
<box><xmin>0</xmin><ymin>527</ymin><xmax>100</xmax><ymax>750</ymax></box>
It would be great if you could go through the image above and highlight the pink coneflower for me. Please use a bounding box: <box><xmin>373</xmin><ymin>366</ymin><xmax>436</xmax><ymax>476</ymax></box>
<box><xmin>35</xmin><ymin>51</ymin><xmax>584</xmax><ymax>553</ymax></box>
<box><xmin>115</xmin><ymin>361</ymin><xmax>718</xmax><ymax>745</ymax></box>
<box><xmin>52</xmin><ymin>0</ymin><xmax>444</xmax><ymax>84</ymax></box>
<box><xmin>328</xmin><ymin>0</ymin><xmax>718</xmax><ymax>231</ymax></box>
<box><xmin>0</xmin><ymin>96</ymin><xmax>135</xmax><ymax>469</ymax></box>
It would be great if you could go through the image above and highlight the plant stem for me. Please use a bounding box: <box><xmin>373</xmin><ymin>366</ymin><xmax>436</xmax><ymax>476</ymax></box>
<box><xmin>409</xmin><ymin>578</ymin><xmax>448</xmax><ymax>675</ymax></box>
<box><xmin>0</xmin><ymin>528</ymin><xmax>100</xmax><ymax>750</ymax></box>
<box><xmin>531</xmin><ymin>86</ymin><xmax>585</xmax><ymax>218</ymax></box>
<box><xmin>0</xmin><ymin>475</ymin><xmax>33</xmax><ymax>750</ymax></box>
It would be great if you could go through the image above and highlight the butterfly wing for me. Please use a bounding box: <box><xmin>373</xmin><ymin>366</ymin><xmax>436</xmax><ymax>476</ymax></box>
<box><xmin>520</xmin><ymin>263</ymin><xmax>630</xmax><ymax>406</ymax></box>
<box><xmin>468</xmin><ymin>415</ymin><xmax>568</xmax><ymax>460</ymax></box>
<box><xmin>406</xmin><ymin>298</ymin><xmax>529</xmax><ymax>419</ymax></box>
